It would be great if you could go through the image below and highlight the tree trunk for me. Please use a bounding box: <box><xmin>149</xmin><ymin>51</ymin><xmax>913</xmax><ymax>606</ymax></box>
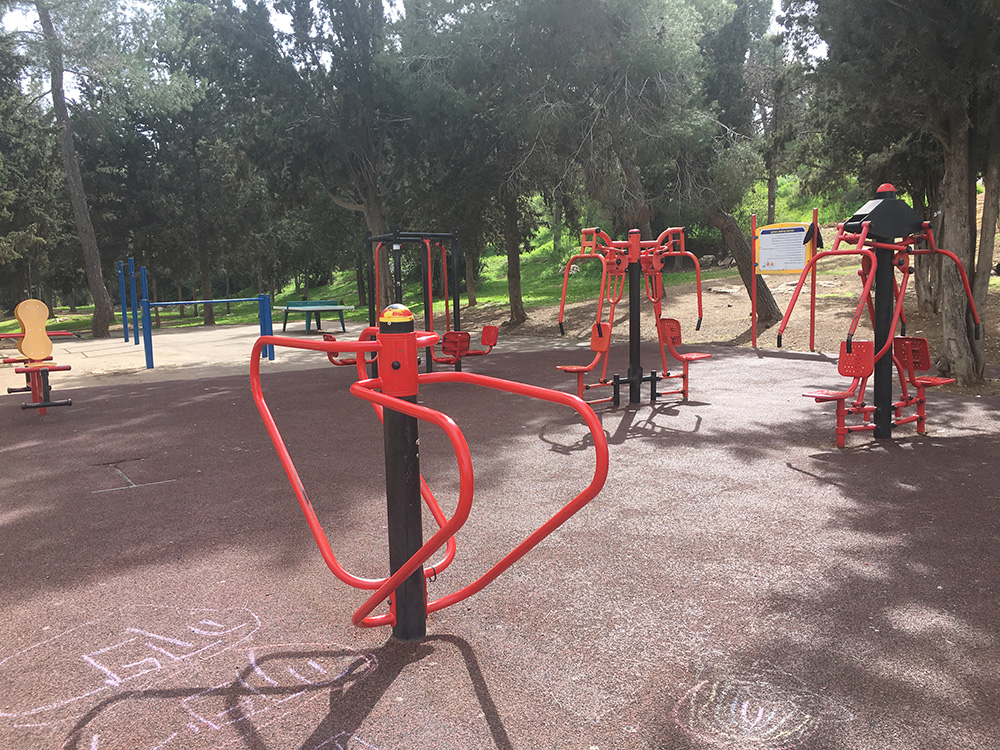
<box><xmin>465</xmin><ymin>252</ymin><xmax>477</xmax><ymax>306</ymax></box>
<box><xmin>706</xmin><ymin>204</ymin><xmax>782</xmax><ymax>326</ymax></box>
<box><xmin>502</xmin><ymin>191</ymin><xmax>527</xmax><ymax>325</ymax></box>
<box><xmin>152</xmin><ymin>276</ymin><xmax>161</xmax><ymax>327</ymax></box>
<box><xmin>767</xmin><ymin>165</ymin><xmax>777</xmax><ymax>225</ymax></box>
<box><xmin>355</xmin><ymin>264</ymin><xmax>367</xmax><ymax>307</ymax></box>
<box><xmin>358</xmin><ymin>187</ymin><xmax>391</xmax><ymax>311</ymax></box>
<box><xmin>37</xmin><ymin>3</ymin><xmax>113</xmax><ymax>338</ymax></box>
<box><xmin>552</xmin><ymin>192</ymin><xmax>564</xmax><ymax>259</ymax></box>
<box><xmin>613</xmin><ymin>139</ymin><xmax>653</xmax><ymax>240</ymax></box>
<box><xmin>972</xmin><ymin>116</ymin><xmax>999</xmax><ymax>371</ymax></box>
<box><xmin>200</xmin><ymin>247</ymin><xmax>215</xmax><ymax>325</ymax></box>
<box><xmin>937</xmin><ymin>109</ymin><xmax>981</xmax><ymax>383</ymax></box>
<box><xmin>911</xmin><ymin>192</ymin><xmax>936</xmax><ymax>312</ymax></box>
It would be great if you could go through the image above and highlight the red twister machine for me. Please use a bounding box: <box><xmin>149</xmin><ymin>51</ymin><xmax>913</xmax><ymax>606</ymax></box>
<box><xmin>787</xmin><ymin>184</ymin><xmax>981</xmax><ymax>446</ymax></box>
<box><xmin>250</xmin><ymin>304</ymin><xmax>609</xmax><ymax>641</ymax></box>
<box><xmin>556</xmin><ymin>227</ymin><xmax>709</xmax><ymax>404</ymax></box>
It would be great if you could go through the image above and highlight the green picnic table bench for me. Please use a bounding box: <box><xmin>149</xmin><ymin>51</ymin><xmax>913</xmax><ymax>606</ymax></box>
<box><xmin>275</xmin><ymin>300</ymin><xmax>355</xmax><ymax>334</ymax></box>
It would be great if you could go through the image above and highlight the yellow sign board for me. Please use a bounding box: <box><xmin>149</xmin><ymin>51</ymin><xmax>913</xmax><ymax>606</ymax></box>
<box><xmin>754</xmin><ymin>222</ymin><xmax>815</xmax><ymax>274</ymax></box>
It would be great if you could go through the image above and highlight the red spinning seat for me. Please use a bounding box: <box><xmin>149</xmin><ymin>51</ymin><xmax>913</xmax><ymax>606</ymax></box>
<box><xmin>892</xmin><ymin>336</ymin><xmax>954</xmax><ymax>434</ymax></box>
<box><xmin>803</xmin><ymin>340</ymin><xmax>875</xmax><ymax>447</ymax></box>
<box><xmin>557</xmin><ymin>322</ymin><xmax>612</xmax><ymax>402</ymax></box>
<box><xmin>656</xmin><ymin>318</ymin><xmax>711</xmax><ymax>400</ymax></box>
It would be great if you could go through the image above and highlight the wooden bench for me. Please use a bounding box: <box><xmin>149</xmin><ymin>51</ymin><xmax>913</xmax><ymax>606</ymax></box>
<box><xmin>276</xmin><ymin>300</ymin><xmax>355</xmax><ymax>333</ymax></box>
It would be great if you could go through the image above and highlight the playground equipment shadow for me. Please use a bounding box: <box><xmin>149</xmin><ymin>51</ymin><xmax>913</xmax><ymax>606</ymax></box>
<box><xmin>1</xmin><ymin>336</ymin><xmax>999</xmax><ymax>749</ymax></box>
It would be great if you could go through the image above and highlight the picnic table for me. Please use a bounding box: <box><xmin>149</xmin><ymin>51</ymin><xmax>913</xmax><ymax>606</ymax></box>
<box><xmin>275</xmin><ymin>300</ymin><xmax>355</xmax><ymax>333</ymax></box>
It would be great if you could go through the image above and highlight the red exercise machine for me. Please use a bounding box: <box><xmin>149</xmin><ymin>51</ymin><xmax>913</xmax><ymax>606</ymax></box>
<box><xmin>795</xmin><ymin>184</ymin><xmax>980</xmax><ymax>445</ymax></box>
<box><xmin>250</xmin><ymin>304</ymin><xmax>608</xmax><ymax>640</ymax></box>
<box><xmin>556</xmin><ymin>227</ymin><xmax>709</xmax><ymax>404</ymax></box>
<box><xmin>366</xmin><ymin>230</ymin><xmax>498</xmax><ymax>372</ymax></box>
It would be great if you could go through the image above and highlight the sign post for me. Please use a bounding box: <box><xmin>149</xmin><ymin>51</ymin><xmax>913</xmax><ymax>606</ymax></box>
<box><xmin>751</xmin><ymin>211</ymin><xmax>819</xmax><ymax>348</ymax></box>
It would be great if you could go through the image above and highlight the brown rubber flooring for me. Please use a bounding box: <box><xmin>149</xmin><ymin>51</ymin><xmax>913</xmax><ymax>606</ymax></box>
<box><xmin>2</xmin><ymin>327</ymin><xmax>999</xmax><ymax>749</ymax></box>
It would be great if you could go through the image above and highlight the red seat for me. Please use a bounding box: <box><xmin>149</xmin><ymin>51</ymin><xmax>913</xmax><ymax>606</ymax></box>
<box><xmin>656</xmin><ymin>318</ymin><xmax>711</xmax><ymax>400</ymax></box>
<box><xmin>557</xmin><ymin>322</ymin><xmax>613</xmax><ymax>402</ymax></box>
<box><xmin>803</xmin><ymin>340</ymin><xmax>875</xmax><ymax>447</ymax></box>
<box><xmin>441</xmin><ymin>330</ymin><xmax>472</xmax><ymax>358</ymax></box>
<box><xmin>437</xmin><ymin>325</ymin><xmax>498</xmax><ymax>364</ymax></box>
<box><xmin>892</xmin><ymin>336</ymin><xmax>954</xmax><ymax>434</ymax></box>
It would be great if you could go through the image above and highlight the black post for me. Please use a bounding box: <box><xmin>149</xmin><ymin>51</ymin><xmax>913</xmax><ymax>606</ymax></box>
<box><xmin>379</xmin><ymin>306</ymin><xmax>426</xmax><ymax>640</ymax></box>
<box><xmin>392</xmin><ymin>233</ymin><xmax>403</xmax><ymax>305</ymax></box>
<box><xmin>627</xmin><ymin>230</ymin><xmax>642</xmax><ymax>403</ymax></box>
<box><xmin>365</xmin><ymin>233</ymin><xmax>376</xmax><ymax>326</ymax></box>
<box><xmin>421</xmin><ymin>240</ymin><xmax>434</xmax><ymax>374</ymax></box>
<box><xmin>451</xmin><ymin>231</ymin><xmax>463</xmax><ymax>373</ymax></box>
<box><xmin>872</xmin><ymin>184</ymin><xmax>898</xmax><ymax>438</ymax></box>
<box><xmin>872</xmin><ymin>244</ymin><xmax>894</xmax><ymax>438</ymax></box>
<box><xmin>365</xmin><ymin>233</ymin><xmax>378</xmax><ymax>377</ymax></box>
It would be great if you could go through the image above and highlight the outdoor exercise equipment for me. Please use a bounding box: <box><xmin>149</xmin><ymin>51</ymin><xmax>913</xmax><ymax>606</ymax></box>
<box><xmin>118</xmin><ymin>258</ymin><xmax>275</xmax><ymax>368</ymax></box>
<box><xmin>891</xmin><ymin>336</ymin><xmax>956</xmax><ymax>432</ymax></box>
<box><xmin>367</xmin><ymin>231</ymin><xmax>499</xmax><ymax>373</ymax></box>
<box><xmin>2</xmin><ymin>299</ymin><xmax>72</xmax><ymax>414</ymax></box>
<box><xmin>556</xmin><ymin>227</ymin><xmax>708</xmax><ymax>404</ymax></box>
<box><xmin>802</xmin><ymin>340</ymin><xmax>875</xmax><ymax>448</ymax></box>
<box><xmin>136</xmin><ymin>267</ymin><xmax>274</xmax><ymax>369</ymax></box>
<box><xmin>117</xmin><ymin>258</ymin><xmax>141</xmax><ymax>345</ymax></box>
<box><xmin>750</xmin><ymin>210</ymin><xmax>821</xmax><ymax>348</ymax></box>
<box><xmin>802</xmin><ymin>334</ymin><xmax>961</xmax><ymax>447</ymax></box>
<box><xmin>792</xmin><ymin>184</ymin><xmax>980</xmax><ymax>443</ymax></box>
<box><xmin>250</xmin><ymin>304</ymin><xmax>608</xmax><ymax>641</ymax></box>
<box><xmin>655</xmin><ymin>318</ymin><xmax>712</xmax><ymax>400</ymax></box>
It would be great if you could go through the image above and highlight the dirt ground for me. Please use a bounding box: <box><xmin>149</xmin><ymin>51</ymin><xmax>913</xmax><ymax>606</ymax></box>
<box><xmin>460</xmin><ymin>254</ymin><xmax>1000</xmax><ymax>398</ymax></box>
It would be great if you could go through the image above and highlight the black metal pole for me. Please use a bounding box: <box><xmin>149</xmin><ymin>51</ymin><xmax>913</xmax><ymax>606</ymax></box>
<box><xmin>873</xmin><ymin>241</ymin><xmax>894</xmax><ymax>438</ymax></box>
<box><xmin>627</xmin><ymin>230</ymin><xmax>642</xmax><ymax>403</ymax></box>
<box><xmin>421</xmin><ymin>240</ymin><xmax>433</xmax><ymax>374</ymax></box>
<box><xmin>392</xmin><ymin>233</ymin><xmax>403</xmax><ymax>305</ymax></box>
<box><xmin>379</xmin><ymin>309</ymin><xmax>426</xmax><ymax>641</ymax></box>
<box><xmin>365</xmin><ymin>233</ymin><xmax>379</xmax><ymax>378</ymax></box>
<box><xmin>451</xmin><ymin>231</ymin><xmax>463</xmax><ymax>373</ymax></box>
<box><xmin>365</xmin><ymin>232</ymin><xmax>376</xmax><ymax>327</ymax></box>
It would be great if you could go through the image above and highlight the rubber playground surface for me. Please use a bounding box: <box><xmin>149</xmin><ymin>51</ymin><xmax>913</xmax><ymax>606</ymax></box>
<box><xmin>2</xmin><ymin>322</ymin><xmax>999</xmax><ymax>750</ymax></box>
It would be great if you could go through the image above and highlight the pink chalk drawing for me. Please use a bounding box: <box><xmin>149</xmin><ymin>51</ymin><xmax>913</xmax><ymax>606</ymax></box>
<box><xmin>672</xmin><ymin>661</ymin><xmax>853</xmax><ymax>749</ymax></box>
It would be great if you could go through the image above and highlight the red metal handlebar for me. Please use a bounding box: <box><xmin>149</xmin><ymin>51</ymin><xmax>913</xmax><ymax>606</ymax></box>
<box><xmin>777</xmin><ymin>222</ymin><xmax>876</xmax><ymax>346</ymax></box>
<box><xmin>250</xmin><ymin>334</ymin><xmax>459</xmax><ymax>605</ymax></box>
<box><xmin>250</xmin><ymin>328</ymin><xmax>609</xmax><ymax>630</ymax></box>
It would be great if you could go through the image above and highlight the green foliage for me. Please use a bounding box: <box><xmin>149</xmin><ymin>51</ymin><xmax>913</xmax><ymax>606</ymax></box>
<box><xmin>739</xmin><ymin>173</ymin><xmax>868</xmax><ymax>226</ymax></box>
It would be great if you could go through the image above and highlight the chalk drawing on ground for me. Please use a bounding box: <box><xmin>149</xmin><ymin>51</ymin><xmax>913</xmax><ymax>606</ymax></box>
<box><xmin>0</xmin><ymin>605</ymin><xmax>384</xmax><ymax>750</ymax></box>
<box><xmin>672</xmin><ymin>660</ymin><xmax>854</xmax><ymax>749</ymax></box>
<box><xmin>0</xmin><ymin>606</ymin><xmax>261</xmax><ymax>722</ymax></box>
